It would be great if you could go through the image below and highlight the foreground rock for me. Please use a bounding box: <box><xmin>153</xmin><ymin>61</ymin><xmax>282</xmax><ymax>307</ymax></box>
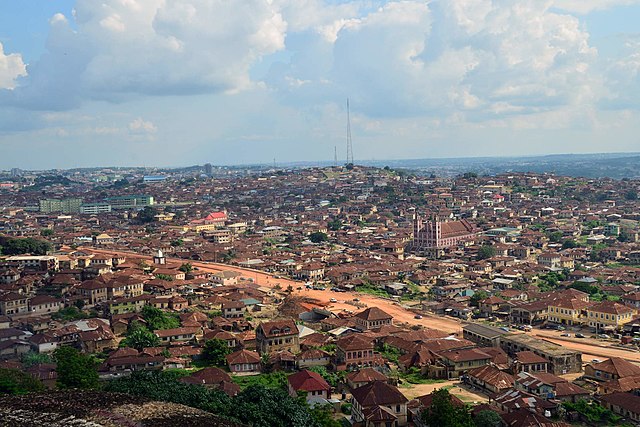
<box><xmin>0</xmin><ymin>391</ymin><xmax>243</xmax><ymax>427</ymax></box>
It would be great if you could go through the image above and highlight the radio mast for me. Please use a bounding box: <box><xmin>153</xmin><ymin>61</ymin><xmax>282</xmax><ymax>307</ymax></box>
<box><xmin>346</xmin><ymin>98</ymin><xmax>354</xmax><ymax>165</ymax></box>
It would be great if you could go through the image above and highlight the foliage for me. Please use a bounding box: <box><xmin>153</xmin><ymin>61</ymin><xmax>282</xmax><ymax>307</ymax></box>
<box><xmin>201</xmin><ymin>339</ymin><xmax>232</xmax><ymax>367</ymax></box>
<box><xmin>141</xmin><ymin>305</ymin><xmax>180</xmax><ymax>331</ymax></box>
<box><xmin>40</xmin><ymin>228</ymin><xmax>54</xmax><ymax>237</ymax></box>
<box><xmin>562</xmin><ymin>239</ymin><xmax>578</xmax><ymax>249</ymax></box>
<box><xmin>137</xmin><ymin>206</ymin><xmax>158</xmax><ymax>223</ymax></box>
<box><xmin>179</xmin><ymin>262</ymin><xmax>193</xmax><ymax>273</ymax></box>
<box><xmin>231</xmin><ymin>371</ymin><xmax>288</xmax><ymax>390</ymax></box>
<box><xmin>420</xmin><ymin>388</ymin><xmax>473</xmax><ymax>427</ymax></box>
<box><xmin>469</xmin><ymin>290</ymin><xmax>488</xmax><ymax>307</ymax></box>
<box><xmin>357</xmin><ymin>282</ymin><xmax>391</xmax><ymax>298</ymax></box>
<box><xmin>474</xmin><ymin>410</ymin><xmax>502</xmax><ymax>427</ymax></box>
<box><xmin>341</xmin><ymin>403</ymin><xmax>352</xmax><ymax>415</ymax></box>
<box><xmin>54</xmin><ymin>346</ymin><xmax>99</xmax><ymax>390</ymax></box>
<box><xmin>625</xmin><ymin>190</ymin><xmax>638</xmax><ymax>200</ymax></box>
<box><xmin>378</xmin><ymin>343</ymin><xmax>401</xmax><ymax>364</ymax></box>
<box><xmin>21</xmin><ymin>351</ymin><xmax>53</xmax><ymax>368</ymax></box>
<box><xmin>106</xmin><ymin>371</ymin><xmax>322</xmax><ymax>426</ymax></box>
<box><xmin>0</xmin><ymin>236</ymin><xmax>52</xmax><ymax>256</ymax></box>
<box><xmin>155</xmin><ymin>273</ymin><xmax>174</xmax><ymax>281</ymax></box>
<box><xmin>562</xmin><ymin>399</ymin><xmax>621</xmax><ymax>424</ymax></box>
<box><xmin>309</xmin><ymin>232</ymin><xmax>328</xmax><ymax>243</ymax></box>
<box><xmin>308</xmin><ymin>366</ymin><xmax>345</xmax><ymax>388</ymax></box>
<box><xmin>310</xmin><ymin>403</ymin><xmax>342</xmax><ymax>427</ymax></box>
<box><xmin>0</xmin><ymin>368</ymin><xmax>45</xmax><ymax>395</ymax></box>
<box><xmin>327</xmin><ymin>219</ymin><xmax>343</xmax><ymax>231</ymax></box>
<box><xmin>401</xmin><ymin>367</ymin><xmax>445</xmax><ymax>385</ymax></box>
<box><xmin>52</xmin><ymin>306</ymin><xmax>88</xmax><ymax>321</ymax></box>
<box><xmin>477</xmin><ymin>245</ymin><xmax>496</xmax><ymax>260</ymax></box>
<box><xmin>120</xmin><ymin>321</ymin><xmax>160</xmax><ymax>350</ymax></box>
<box><xmin>547</xmin><ymin>231</ymin><xmax>564</xmax><ymax>243</ymax></box>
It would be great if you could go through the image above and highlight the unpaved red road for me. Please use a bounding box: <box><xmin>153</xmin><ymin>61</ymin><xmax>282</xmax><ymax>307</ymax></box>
<box><xmin>90</xmin><ymin>248</ymin><xmax>640</xmax><ymax>364</ymax></box>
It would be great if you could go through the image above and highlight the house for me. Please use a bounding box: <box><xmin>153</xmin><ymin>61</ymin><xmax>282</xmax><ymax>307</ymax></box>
<box><xmin>599</xmin><ymin>392</ymin><xmax>640</xmax><ymax>423</ymax></box>
<box><xmin>462</xmin><ymin>324</ymin><xmax>508</xmax><ymax>347</ymax></box>
<box><xmin>409</xmin><ymin>392</ymin><xmax>466</xmax><ymax>427</ymax></box>
<box><xmin>226</xmin><ymin>349</ymin><xmax>261</xmax><ymax>373</ymax></box>
<box><xmin>28</xmin><ymin>295</ymin><xmax>62</xmax><ymax>315</ymax></box>
<box><xmin>211</xmin><ymin>270</ymin><xmax>241</xmax><ymax>286</ymax></box>
<box><xmin>479</xmin><ymin>296</ymin><xmax>507</xmax><ymax>317</ymax></box>
<box><xmin>465</xmin><ymin>365</ymin><xmax>514</xmax><ymax>394</ymax></box>
<box><xmin>515</xmin><ymin>371</ymin><xmax>590</xmax><ymax>403</ymax></box>
<box><xmin>222</xmin><ymin>300</ymin><xmax>245</xmax><ymax>319</ymax></box>
<box><xmin>513</xmin><ymin>351</ymin><xmax>549</xmax><ymax>373</ymax></box>
<box><xmin>547</xmin><ymin>298</ymin><xmax>591</xmax><ymax>326</ymax></box>
<box><xmin>351</xmin><ymin>381</ymin><xmax>409</xmax><ymax>427</ymax></box>
<box><xmin>437</xmin><ymin>348</ymin><xmax>492</xmax><ymax>379</ymax></box>
<box><xmin>586</xmin><ymin>301</ymin><xmax>636</xmax><ymax>331</ymax></box>
<box><xmin>101</xmin><ymin>351</ymin><xmax>164</xmax><ymax>374</ymax></box>
<box><xmin>180</xmin><ymin>367</ymin><xmax>240</xmax><ymax>397</ymax></box>
<box><xmin>154</xmin><ymin>327</ymin><xmax>198</xmax><ymax>346</ymax></box>
<box><xmin>510</xmin><ymin>300</ymin><xmax>549</xmax><ymax>325</ymax></box>
<box><xmin>493</xmin><ymin>388</ymin><xmax>558</xmax><ymax>415</ymax></box>
<box><xmin>584</xmin><ymin>357</ymin><xmax>640</xmax><ymax>382</ymax></box>
<box><xmin>297</xmin><ymin>349</ymin><xmax>331</xmax><ymax>369</ymax></box>
<box><xmin>76</xmin><ymin>279</ymin><xmax>109</xmax><ymax>306</ymax></box>
<box><xmin>355</xmin><ymin>307</ymin><xmax>393</xmax><ymax>331</ymax></box>
<box><xmin>256</xmin><ymin>319</ymin><xmax>300</xmax><ymax>354</ymax></box>
<box><xmin>288</xmin><ymin>369</ymin><xmax>332</xmax><ymax>405</ymax></box>
<box><xmin>501</xmin><ymin>408</ymin><xmax>571</xmax><ymax>427</ymax></box>
<box><xmin>0</xmin><ymin>292</ymin><xmax>29</xmax><ymax>315</ymax></box>
<box><xmin>346</xmin><ymin>368</ymin><xmax>388</xmax><ymax>390</ymax></box>
<box><xmin>499</xmin><ymin>334</ymin><xmax>582</xmax><ymax>375</ymax></box>
<box><xmin>335</xmin><ymin>334</ymin><xmax>380</xmax><ymax>371</ymax></box>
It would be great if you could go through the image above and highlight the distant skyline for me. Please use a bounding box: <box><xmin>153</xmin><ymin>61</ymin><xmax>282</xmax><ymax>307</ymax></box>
<box><xmin>1</xmin><ymin>1</ymin><xmax>640</xmax><ymax>169</ymax></box>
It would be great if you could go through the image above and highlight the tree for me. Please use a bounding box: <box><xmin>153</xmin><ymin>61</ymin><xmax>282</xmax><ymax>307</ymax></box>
<box><xmin>179</xmin><ymin>263</ymin><xmax>193</xmax><ymax>274</ymax></box>
<box><xmin>477</xmin><ymin>245</ymin><xmax>496</xmax><ymax>260</ymax></box>
<box><xmin>40</xmin><ymin>228</ymin><xmax>54</xmax><ymax>237</ymax></box>
<box><xmin>0</xmin><ymin>368</ymin><xmax>45</xmax><ymax>395</ymax></box>
<box><xmin>327</xmin><ymin>219</ymin><xmax>343</xmax><ymax>231</ymax></box>
<box><xmin>142</xmin><ymin>305</ymin><xmax>180</xmax><ymax>330</ymax></box>
<box><xmin>137</xmin><ymin>206</ymin><xmax>158</xmax><ymax>224</ymax></box>
<box><xmin>121</xmin><ymin>321</ymin><xmax>160</xmax><ymax>350</ymax></box>
<box><xmin>54</xmin><ymin>346</ymin><xmax>99</xmax><ymax>389</ymax></box>
<box><xmin>421</xmin><ymin>389</ymin><xmax>473</xmax><ymax>427</ymax></box>
<box><xmin>562</xmin><ymin>239</ymin><xmax>578</xmax><ymax>249</ymax></box>
<box><xmin>547</xmin><ymin>231</ymin><xmax>564</xmax><ymax>243</ymax></box>
<box><xmin>474</xmin><ymin>410</ymin><xmax>502</xmax><ymax>427</ymax></box>
<box><xmin>201</xmin><ymin>339</ymin><xmax>232</xmax><ymax>367</ymax></box>
<box><xmin>21</xmin><ymin>351</ymin><xmax>53</xmax><ymax>368</ymax></box>
<box><xmin>309</xmin><ymin>232</ymin><xmax>328</xmax><ymax>244</ymax></box>
<box><xmin>171</xmin><ymin>239</ymin><xmax>184</xmax><ymax>247</ymax></box>
<box><xmin>469</xmin><ymin>290</ymin><xmax>489</xmax><ymax>307</ymax></box>
<box><xmin>625</xmin><ymin>190</ymin><xmax>638</xmax><ymax>201</ymax></box>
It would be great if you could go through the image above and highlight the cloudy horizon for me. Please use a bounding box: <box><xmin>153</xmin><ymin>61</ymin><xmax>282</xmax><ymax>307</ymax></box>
<box><xmin>1</xmin><ymin>0</ymin><xmax>640</xmax><ymax>169</ymax></box>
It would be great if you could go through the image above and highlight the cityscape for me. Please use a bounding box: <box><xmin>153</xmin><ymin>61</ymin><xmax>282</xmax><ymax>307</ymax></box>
<box><xmin>2</xmin><ymin>1</ymin><xmax>640</xmax><ymax>427</ymax></box>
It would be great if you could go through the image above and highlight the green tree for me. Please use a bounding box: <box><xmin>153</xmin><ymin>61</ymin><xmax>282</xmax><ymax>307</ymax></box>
<box><xmin>420</xmin><ymin>388</ymin><xmax>473</xmax><ymax>427</ymax></box>
<box><xmin>21</xmin><ymin>351</ymin><xmax>53</xmax><ymax>368</ymax></box>
<box><xmin>121</xmin><ymin>321</ymin><xmax>160</xmax><ymax>350</ymax></box>
<box><xmin>469</xmin><ymin>290</ymin><xmax>489</xmax><ymax>307</ymax></box>
<box><xmin>179</xmin><ymin>263</ymin><xmax>193</xmax><ymax>274</ymax></box>
<box><xmin>327</xmin><ymin>219</ymin><xmax>343</xmax><ymax>231</ymax></box>
<box><xmin>141</xmin><ymin>305</ymin><xmax>180</xmax><ymax>330</ymax></box>
<box><xmin>477</xmin><ymin>245</ymin><xmax>496</xmax><ymax>260</ymax></box>
<box><xmin>171</xmin><ymin>239</ymin><xmax>184</xmax><ymax>247</ymax></box>
<box><xmin>547</xmin><ymin>231</ymin><xmax>564</xmax><ymax>243</ymax></box>
<box><xmin>40</xmin><ymin>228</ymin><xmax>54</xmax><ymax>237</ymax></box>
<box><xmin>137</xmin><ymin>206</ymin><xmax>158</xmax><ymax>223</ymax></box>
<box><xmin>562</xmin><ymin>239</ymin><xmax>578</xmax><ymax>249</ymax></box>
<box><xmin>474</xmin><ymin>410</ymin><xmax>502</xmax><ymax>427</ymax></box>
<box><xmin>0</xmin><ymin>368</ymin><xmax>45</xmax><ymax>395</ymax></box>
<box><xmin>54</xmin><ymin>346</ymin><xmax>99</xmax><ymax>389</ymax></box>
<box><xmin>310</xmin><ymin>404</ymin><xmax>342</xmax><ymax>427</ymax></box>
<box><xmin>309</xmin><ymin>232</ymin><xmax>328</xmax><ymax>243</ymax></box>
<box><xmin>201</xmin><ymin>339</ymin><xmax>232</xmax><ymax>367</ymax></box>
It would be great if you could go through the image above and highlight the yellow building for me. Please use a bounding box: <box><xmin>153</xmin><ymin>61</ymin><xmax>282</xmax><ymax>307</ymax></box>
<box><xmin>547</xmin><ymin>298</ymin><xmax>591</xmax><ymax>326</ymax></box>
<box><xmin>587</xmin><ymin>301</ymin><xmax>636</xmax><ymax>330</ymax></box>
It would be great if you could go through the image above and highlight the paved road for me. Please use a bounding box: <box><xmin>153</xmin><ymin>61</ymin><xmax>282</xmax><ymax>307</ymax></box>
<box><xmin>89</xmin><ymin>248</ymin><xmax>640</xmax><ymax>364</ymax></box>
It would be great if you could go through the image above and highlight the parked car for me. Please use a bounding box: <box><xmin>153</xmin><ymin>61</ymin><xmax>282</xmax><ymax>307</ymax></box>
<box><xmin>414</xmin><ymin>315</ymin><xmax>423</xmax><ymax>319</ymax></box>
<box><xmin>591</xmin><ymin>359</ymin><xmax>602</xmax><ymax>364</ymax></box>
<box><xmin>560</xmin><ymin>333</ymin><xmax>571</xmax><ymax>337</ymax></box>
<box><xmin>499</xmin><ymin>327</ymin><xmax>510</xmax><ymax>332</ymax></box>
<box><xmin>329</xmin><ymin>298</ymin><xmax>337</xmax><ymax>303</ymax></box>
<box><xmin>353</xmin><ymin>298</ymin><xmax>360</xmax><ymax>302</ymax></box>
<box><xmin>598</xmin><ymin>334</ymin><xmax>610</xmax><ymax>339</ymax></box>
<box><xmin>575</xmin><ymin>333</ymin><xmax>585</xmax><ymax>338</ymax></box>
<box><xmin>556</xmin><ymin>325</ymin><xmax>566</xmax><ymax>331</ymax></box>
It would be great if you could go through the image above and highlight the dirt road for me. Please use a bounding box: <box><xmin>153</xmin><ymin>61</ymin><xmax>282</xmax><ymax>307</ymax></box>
<box><xmin>89</xmin><ymin>248</ymin><xmax>640</xmax><ymax>364</ymax></box>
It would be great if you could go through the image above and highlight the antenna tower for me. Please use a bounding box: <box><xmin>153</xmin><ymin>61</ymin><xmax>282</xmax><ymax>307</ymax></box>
<box><xmin>334</xmin><ymin>146</ymin><xmax>338</xmax><ymax>167</ymax></box>
<box><xmin>346</xmin><ymin>98</ymin><xmax>354</xmax><ymax>164</ymax></box>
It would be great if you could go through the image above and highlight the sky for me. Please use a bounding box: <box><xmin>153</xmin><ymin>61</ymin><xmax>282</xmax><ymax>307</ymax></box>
<box><xmin>1</xmin><ymin>0</ymin><xmax>640</xmax><ymax>169</ymax></box>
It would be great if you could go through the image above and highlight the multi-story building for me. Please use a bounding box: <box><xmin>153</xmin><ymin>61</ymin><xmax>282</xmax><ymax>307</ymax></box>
<box><xmin>410</xmin><ymin>214</ymin><xmax>476</xmax><ymax>258</ymax></box>
<box><xmin>500</xmin><ymin>334</ymin><xmax>582</xmax><ymax>375</ymax></box>
<box><xmin>5</xmin><ymin>256</ymin><xmax>58</xmax><ymax>272</ymax></box>
<box><xmin>586</xmin><ymin>301</ymin><xmax>636</xmax><ymax>330</ymax></box>
<box><xmin>354</xmin><ymin>307</ymin><xmax>393</xmax><ymax>331</ymax></box>
<box><xmin>79</xmin><ymin>203</ymin><xmax>112</xmax><ymax>214</ymax></box>
<box><xmin>256</xmin><ymin>319</ymin><xmax>300</xmax><ymax>354</ymax></box>
<box><xmin>547</xmin><ymin>298</ymin><xmax>591</xmax><ymax>326</ymax></box>
<box><xmin>105</xmin><ymin>194</ymin><xmax>154</xmax><ymax>209</ymax></box>
<box><xmin>351</xmin><ymin>381</ymin><xmax>409</xmax><ymax>427</ymax></box>
<box><xmin>39</xmin><ymin>197</ymin><xmax>83</xmax><ymax>214</ymax></box>
<box><xmin>335</xmin><ymin>334</ymin><xmax>380</xmax><ymax>371</ymax></box>
<box><xmin>0</xmin><ymin>292</ymin><xmax>29</xmax><ymax>315</ymax></box>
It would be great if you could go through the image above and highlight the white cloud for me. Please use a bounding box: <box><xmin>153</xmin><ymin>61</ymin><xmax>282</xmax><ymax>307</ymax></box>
<box><xmin>128</xmin><ymin>117</ymin><xmax>157</xmax><ymax>134</ymax></box>
<box><xmin>552</xmin><ymin>0</ymin><xmax>640</xmax><ymax>14</ymax></box>
<box><xmin>0</xmin><ymin>42</ymin><xmax>27</xmax><ymax>90</ymax></box>
<box><xmin>3</xmin><ymin>0</ymin><xmax>287</xmax><ymax>109</ymax></box>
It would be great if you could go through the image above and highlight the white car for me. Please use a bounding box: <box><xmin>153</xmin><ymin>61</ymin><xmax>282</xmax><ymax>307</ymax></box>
<box><xmin>330</xmin><ymin>298</ymin><xmax>337</xmax><ymax>303</ymax></box>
